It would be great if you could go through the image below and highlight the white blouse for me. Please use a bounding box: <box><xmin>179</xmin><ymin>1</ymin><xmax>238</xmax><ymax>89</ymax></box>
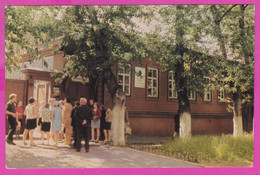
<box><xmin>25</xmin><ymin>104</ymin><xmax>37</xmax><ymax>119</ymax></box>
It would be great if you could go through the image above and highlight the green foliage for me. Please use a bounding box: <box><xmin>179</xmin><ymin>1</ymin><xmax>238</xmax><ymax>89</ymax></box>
<box><xmin>144</xmin><ymin>5</ymin><xmax>218</xmax><ymax>95</ymax></box>
<box><xmin>52</xmin><ymin>6</ymin><xmax>147</xmax><ymax>83</ymax></box>
<box><xmin>5</xmin><ymin>6</ymin><xmax>60</xmax><ymax>71</ymax></box>
<box><xmin>206</xmin><ymin>5</ymin><xmax>255</xmax><ymax>103</ymax></box>
<box><xmin>144</xmin><ymin>5</ymin><xmax>254</xmax><ymax>104</ymax></box>
<box><xmin>162</xmin><ymin>134</ymin><xmax>254</xmax><ymax>162</ymax></box>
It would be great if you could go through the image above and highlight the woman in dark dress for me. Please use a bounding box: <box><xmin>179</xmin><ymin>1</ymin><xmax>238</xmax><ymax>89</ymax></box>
<box><xmin>100</xmin><ymin>105</ymin><xmax>106</xmax><ymax>141</ymax></box>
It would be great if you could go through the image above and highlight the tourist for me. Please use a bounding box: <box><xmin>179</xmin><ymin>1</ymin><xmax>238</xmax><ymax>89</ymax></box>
<box><xmin>49</xmin><ymin>98</ymin><xmax>56</xmax><ymax>141</ymax></box>
<box><xmin>23</xmin><ymin>97</ymin><xmax>37</xmax><ymax>146</ymax></box>
<box><xmin>41</xmin><ymin>103</ymin><xmax>52</xmax><ymax>145</ymax></box>
<box><xmin>100</xmin><ymin>105</ymin><xmax>106</xmax><ymax>141</ymax></box>
<box><xmin>104</xmin><ymin>107</ymin><xmax>112</xmax><ymax>143</ymax></box>
<box><xmin>75</xmin><ymin>98</ymin><xmax>93</xmax><ymax>152</ymax></box>
<box><xmin>71</xmin><ymin>101</ymin><xmax>79</xmax><ymax>149</ymax></box>
<box><xmin>90</xmin><ymin>102</ymin><xmax>101</xmax><ymax>142</ymax></box>
<box><xmin>6</xmin><ymin>93</ymin><xmax>18</xmax><ymax>145</ymax></box>
<box><xmin>59</xmin><ymin>100</ymin><xmax>65</xmax><ymax>142</ymax></box>
<box><xmin>52</xmin><ymin>101</ymin><xmax>62</xmax><ymax>146</ymax></box>
<box><xmin>88</xmin><ymin>99</ymin><xmax>94</xmax><ymax>109</ymax></box>
<box><xmin>62</xmin><ymin>98</ymin><xmax>73</xmax><ymax>145</ymax></box>
<box><xmin>15</xmin><ymin>100</ymin><xmax>24</xmax><ymax>139</ymax></box>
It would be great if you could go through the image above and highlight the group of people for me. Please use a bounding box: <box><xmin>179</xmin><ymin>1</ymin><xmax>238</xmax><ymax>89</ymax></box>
<box><xmin>5</xmin><ymin>93</ymin><xmax>124</xmax><ymax>153</ymax></box>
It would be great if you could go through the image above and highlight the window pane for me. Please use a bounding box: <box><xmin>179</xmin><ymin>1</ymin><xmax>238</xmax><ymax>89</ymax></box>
<box><xmin>125</xmin><ymin>76</ymin><xmax>130</xmax><ymax>85</ymax></box>
<box><xmin>119</xmin><ymin>85</ymin><xmax>123</xmax><ymax>90</ymax></box>
<box><xmin>153</xmin><ymin>88</ymin><xmax>157</xmax><ymax>96</ymax></box>
<box><xmin>169</xmin><ymin>83</ymin><xmax>172</xmax><ymax>89</ymax></box>
<box><xmin>148</xmin><ymin>79</ymin><xmax>152</xmax><ymax>87</ymax></box>
<box><xmin>148</xmin><ymin>88</ymin><xmax>152</xmax><ymax>96</ymax></box>
<box><xmin>125</xmin><ymin>85</ymin><xmax>129</xmax><ymax>95</ymax></box>
<box><xmin>174</xmin><ymin>91</ymin><xmax>177</xmax><ymax>98</ymax></box>
<box><xmin>148</xmin><ymin>69</ymin><xmax>152</xmax><ymax>77</ymax></box>
<box><xmin>169</xmin><ymin>90</ymin><xmax>172</xmax><ymax>98</ymax></box>
<box><xmin>118</xmin><ymin>75</ymin><xmax>123</xmax><ymax>84</ymax></box>
<box><xmin>153</xmin><ymin>70</ymin><xmax>157</xmax><ymax>78</ymax></box>
<box><xmin>153</xmin><ymin>79</ymin><xmax>157</xmax><ymax>87</ymax></box>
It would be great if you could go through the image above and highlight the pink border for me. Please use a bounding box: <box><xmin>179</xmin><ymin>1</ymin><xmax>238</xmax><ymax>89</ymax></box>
<box><xmin>1</xmin><ymin>0</ymin><xmax>258</xmax><ymax>174</ymax></box>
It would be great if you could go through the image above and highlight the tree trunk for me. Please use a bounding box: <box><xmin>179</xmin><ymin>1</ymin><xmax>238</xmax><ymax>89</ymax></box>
<box><xmin>233</xmin><ymin>89</ymin><xmax>243</xmax><ymax>136</ymax></box>
<box><xmin>111</xmin><ymin>89</ymin><xmax>126</xmax><ymax>146</ymax></box>
<box><xmin>103</xmin><ymin>68</ymin><xmax>126</xmax><ymax>146</ymax></box>
<box><xmin>175</xmin><ymin>5</ymin><xmax>192</xmax><ymax>138</ymax></box>
<box><xmin>210</xmin><ymin>5</ymin><xmax>245</xmax><ymax>137</ymax></box>
<box><xmin>175</xmin><ymin>60</ymin><xmax>191</xmax><ymax>138</ymax></box>
<box><xmin>232</xmin><ymin>5</ymin><xmax>248</xmax><ymax>137</ymax></box>
<box><xmin>176</xmin><ymin>78</ymin><xmax>191</xmax><ymax>138</ymax></box>
<box><xmin>89</xmin><ymin>77</ymin><xmax>98</xmax><ymax>101</ymax></box>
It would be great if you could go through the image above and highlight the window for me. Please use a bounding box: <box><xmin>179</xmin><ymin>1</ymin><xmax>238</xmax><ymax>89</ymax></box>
<box><xmin>218</xmin><ymin>87</ymin><xmax>225</xmax><ymax>102</ymax></box>
<box><xmin>168</xmin><ymin>72</ymin><xmax>177</xmax><ymax>99</ymax></box>
<box><xmin>188</xmin><ymin>90</ymin><xmax>196</xmax><ymax>101</ymax></box>
<box><xmin>204</xmin><ymin>77</ymin><xmax>211</xmax><ymax>102</ymax></box>
<box><xmin>118</xmin><ymin>64</ymin><xmax>131</xmax><ymax>96</ymax></box>
<box><xmin>147</xmin><ymin>67</ymin><xmax>158</xmax><ymax>97</ymax></box>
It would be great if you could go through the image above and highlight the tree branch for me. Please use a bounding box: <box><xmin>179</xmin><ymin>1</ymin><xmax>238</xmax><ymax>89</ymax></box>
<box><xmin>219</xmin><ymin>5</ymin><xmax>237</xmax><ymax>22</ymax></box>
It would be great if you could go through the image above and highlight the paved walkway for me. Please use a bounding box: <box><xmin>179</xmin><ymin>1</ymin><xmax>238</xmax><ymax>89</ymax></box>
<box><xmin>6</xmin><ymin>133</ymin><xmax>201</xmax><ymax>168</ymax></box>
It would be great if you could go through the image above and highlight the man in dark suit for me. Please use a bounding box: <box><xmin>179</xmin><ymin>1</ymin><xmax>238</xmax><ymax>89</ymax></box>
<box><xmin>74</xmin><ymin>98</ymin><xmax>93</xmax><ymax>152</ymax></box>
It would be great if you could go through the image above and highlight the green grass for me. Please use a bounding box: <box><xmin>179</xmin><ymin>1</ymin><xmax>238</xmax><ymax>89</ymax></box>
<box><xmin>162</xmin><ymin>134</ymin><xmax>254</xmax><ymax>163</ymax></box>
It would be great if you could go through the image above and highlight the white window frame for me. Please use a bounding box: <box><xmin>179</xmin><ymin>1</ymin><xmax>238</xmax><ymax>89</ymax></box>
<box><xmin>204</xmin><ymin>77</ymin><xmax>212</xmax><ymax>102</ymax></box>
<box><xmin>218</xmin><ymin>87</ymin><xmax>225</xmax><ymax>102</ymax></box>
<box><xmin>168</xmin><ymin>72</ymin><xmax>177</xmax><ymax>99</ymax></box>
<box><xmin>147</xmin><ymin>67</ymin><xmax>159</xmax><ymax>98</ymax></box>
<box><xmin>118</xmin><ymin>64</ymin><xmax>131</xmax><ymax>96</ymax></box>
<box><xmin>188</xmin><ymin>90</ymin><xmax>196</xmax><ymax>101</ymax></box>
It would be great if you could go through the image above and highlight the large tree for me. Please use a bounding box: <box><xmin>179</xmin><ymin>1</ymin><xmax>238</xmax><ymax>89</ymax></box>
<box><xmin>208</xmin><ymin>5</ymin><xmax>254</xmax><ymax>136</ymax></box>
<box><xmin>144</xmin><ymin>5</ymin><xmax>217</xmax><ymax>138</ymax></box>
<box><xmin>52</xmin><ymin>6</ymin><xmax>146</xmax><ymax>146</ymax></box>
<box><xmin>145</xmin><ymin>5</ymin><xmax>254</xmax><ymax>137</ymax></box>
